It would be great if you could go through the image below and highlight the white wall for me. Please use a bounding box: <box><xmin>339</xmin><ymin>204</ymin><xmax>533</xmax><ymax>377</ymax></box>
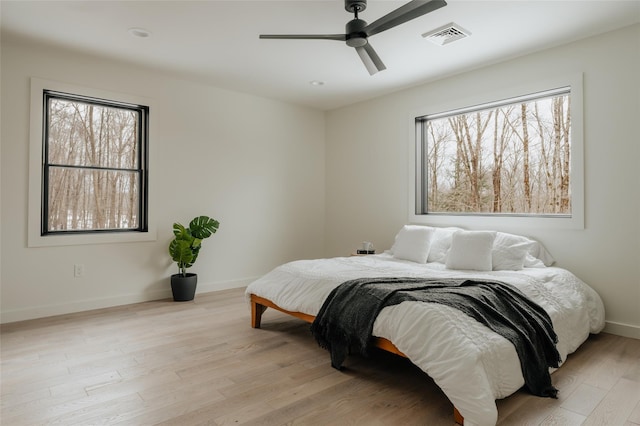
<box><xmin>0</xmin><ymin>37</ymin><xmax>326</xmax><ymax>322</ymax></box>
<box><xmin>325</xmin><ymin>24</ymin><xmax>640</xmax><ymax>338</ymax></box>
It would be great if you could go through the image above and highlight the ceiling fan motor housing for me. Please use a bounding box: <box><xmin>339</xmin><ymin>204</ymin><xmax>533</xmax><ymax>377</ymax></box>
<box><xmin>345</xmin><ymin>0</ymin><xmax>367</xmax><ymax>13</ymax></box>
<box><xmin>345</xmin><ymin>18</ymin><xmax>368</xmax><ymax>47</ymax></box>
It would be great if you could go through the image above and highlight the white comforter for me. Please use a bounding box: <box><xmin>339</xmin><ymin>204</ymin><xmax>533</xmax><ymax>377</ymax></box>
<box><xmin>245</xmin><ymin>254</ymin><xmax>605</xmax><ymax>426</ymax></box>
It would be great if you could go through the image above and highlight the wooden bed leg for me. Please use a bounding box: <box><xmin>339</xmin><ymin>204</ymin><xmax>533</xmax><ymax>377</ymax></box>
<box><xmin>453</xmin><ymin>407</ymin><xmax>464</xmax><ymax>425</ymax></box>
<box><xmin>251</xmin><ymin>300</ymin><xmax>267</xmax><ymax>329</ymax></box>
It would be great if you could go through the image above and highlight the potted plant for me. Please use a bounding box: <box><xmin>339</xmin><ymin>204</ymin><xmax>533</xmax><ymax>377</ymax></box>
<box><xmin>168</xmin><ymin>215</ymin><xmax>220</xmax><ymax>301</ymax></box>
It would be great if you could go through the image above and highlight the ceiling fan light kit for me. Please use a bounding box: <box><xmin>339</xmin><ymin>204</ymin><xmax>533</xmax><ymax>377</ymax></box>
<box><xmin>260</xmin><ymin>0</ymin><xmax>447</xmax><ymax>75</ymax></box>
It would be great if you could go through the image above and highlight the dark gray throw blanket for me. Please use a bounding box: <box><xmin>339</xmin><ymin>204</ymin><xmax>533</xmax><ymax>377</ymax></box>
<box><xmin>310</xmin><ymin>277</ymin><xmax>561</xmax><ymax>398</ymax></box>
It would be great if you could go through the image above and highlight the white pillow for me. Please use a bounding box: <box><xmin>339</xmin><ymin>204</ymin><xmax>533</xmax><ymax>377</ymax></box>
<box><xmin>492</xmin><ymin>241</ymin><xmax>536</xmax><ymax>270</ymax></box>
<box><xmin>427</xmin><ymin>227</ymin><xmax>463</xmax><ymax>263</ymax></box>
<box><xmin>494</xmin><ymin>231</ymin><xmax>555</xmax><ymax>267</ymax></box>
<box><xmin>524</xmin><ymin>254</ymin><xmax>546</xmax><ymax>268</ymax></box>
<box><xmin>446</xmin><ymin>230</ymin><xmax>496</xmax><ymax>271</ymax></box>
<box><xmin>392</xmin><ymin>225</ymin><xmax>435</xmax><ymax>264</ymax></box>
<box><xmin>529</xmin><ymin>245</ymin><xmax>555</xmax><ymax>267</ymax></box>
<box><xmin>389</xmin><ymin>225</ymin><xmax>433</xmax><ymax>254</ymax></box>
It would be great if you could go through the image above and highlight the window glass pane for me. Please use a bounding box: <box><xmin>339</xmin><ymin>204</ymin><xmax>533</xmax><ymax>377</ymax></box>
<box><xmin>47</xmin><ymin>167</ymin><xmax>139</xmax><ymax>231</ymax></box>
<box><xmin>421</xmin><ymin>91</ymin><xmax>571</xmax><ymax>216</ymax></box>
<box><xmin>47</xmin><ymin>97</ymin><xmax>139</xmax><ymax>169</ymax></box>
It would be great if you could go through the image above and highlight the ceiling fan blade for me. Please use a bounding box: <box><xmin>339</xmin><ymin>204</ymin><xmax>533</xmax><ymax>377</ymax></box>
<box><xmin>364</xmin><ymin>0</ymin><xmax>447</xmax><ymax>37</ymax></box>
<box><xmin>259</xmin><ymin>34</ymin><xmax>346</xmax><ymax>41</ymax></box>
<box><xmin>355</xmin><ymin>43</ymin><xmax>386</xmax><ymax>75</ymax></box>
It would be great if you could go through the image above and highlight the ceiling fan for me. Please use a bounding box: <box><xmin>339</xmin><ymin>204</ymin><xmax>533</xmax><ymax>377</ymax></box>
<box><xmin>259</xmin><ymin>0</ymin><xmax>447</xmax><ymax>75</ymax></box>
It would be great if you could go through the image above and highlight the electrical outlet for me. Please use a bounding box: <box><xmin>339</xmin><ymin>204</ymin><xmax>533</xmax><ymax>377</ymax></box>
<box><xmin>74</xmin><ymin>264</ymin><xmax>84</xmax><ymax>278</ymax></box>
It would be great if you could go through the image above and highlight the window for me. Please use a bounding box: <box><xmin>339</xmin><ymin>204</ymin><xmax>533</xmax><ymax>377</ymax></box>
<box><xmin>29</xmin><ymin>78</ymin><xmax>156</xmax><ymax>246</ymax></box>
<box><xmin>417</xmin><ymin>87</ymin><xmax>571</xmax><ymax>216</ymax></box>
<box><xmin>410</xmin><ymin>75</ymin><xmax>583</xmax><ymax>230</ymax></box>
<box><xmin>42</xmin><ymin>91</ymin><xmax>149</xmax><ymax>234</ymax></box>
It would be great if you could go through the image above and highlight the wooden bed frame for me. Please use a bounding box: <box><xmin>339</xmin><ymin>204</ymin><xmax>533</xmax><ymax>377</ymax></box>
<box><xmin>250</xmin><ymin>293</ymin><xmax>464</xmax><ymax>425</ymax></box>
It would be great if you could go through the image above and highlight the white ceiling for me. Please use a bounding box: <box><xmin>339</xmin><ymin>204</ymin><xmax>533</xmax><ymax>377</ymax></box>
<box><xmin>1</xmin><ymin>1</ymin><xmax>639</xmax><ymax>110</ymax></box>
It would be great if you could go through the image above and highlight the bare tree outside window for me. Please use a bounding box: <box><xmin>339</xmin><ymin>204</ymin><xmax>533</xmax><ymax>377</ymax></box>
<box><xmin>417</xmin><ymin>88</ymin><xmax>571</xmax><ymax>216</ymax></box>
<box><xmin>43</xmin><ymin>91</ymin><xmax>149</xmax><ymax>234</ymax></box>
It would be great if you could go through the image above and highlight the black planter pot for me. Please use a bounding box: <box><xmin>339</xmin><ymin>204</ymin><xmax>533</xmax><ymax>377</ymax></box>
<box><xmin>171</xmin><ymin>273</ymin><xmax>198</xmax><ymax>301</ymax></box>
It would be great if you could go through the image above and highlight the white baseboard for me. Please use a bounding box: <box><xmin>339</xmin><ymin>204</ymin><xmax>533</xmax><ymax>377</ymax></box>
<box><xmin>603</xmin><ymin>321</ymin><xmax>640</xmax><ymax>340</ymax></box>
<box><xmin>0</xmin><ymin>277</ymin><xmax>256</xmax><ymax>324</ymax></box>
<box><xmin>195</xmin><ymin>277</ymin><xmax>256</xmax><ymax>294</ymax></box>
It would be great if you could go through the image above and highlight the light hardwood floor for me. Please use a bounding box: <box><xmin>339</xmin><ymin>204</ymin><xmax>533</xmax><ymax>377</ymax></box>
<box><xmin>2</xmin><ymin>287</ymin><xmax>639</xmax><ymax>425</ymax></box>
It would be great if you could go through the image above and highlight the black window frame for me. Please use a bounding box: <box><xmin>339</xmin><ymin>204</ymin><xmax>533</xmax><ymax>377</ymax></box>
<box><xmin>41</xmin><ymin>90</ymin><xmax>149</xmax><ymax>235</ymax></box>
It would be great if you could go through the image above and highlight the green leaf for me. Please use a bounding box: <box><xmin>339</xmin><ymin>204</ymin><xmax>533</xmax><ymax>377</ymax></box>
<box><xmin>189</xmin><ymin>216</ymin><xmax>219</xmax><ymax>240</ymax></box>
<box><xmin>172</xmin><ymin>223</ymin><xmax>190</xmax><ymax>239</ymax></box>
<box><xmin>169</xmin><ymin>239</ymin><xmax>194</xmax><ymax>267</ymax></box>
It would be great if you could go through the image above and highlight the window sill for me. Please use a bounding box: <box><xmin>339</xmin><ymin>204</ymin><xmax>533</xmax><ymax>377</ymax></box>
<box><xmin>28</xmin><ymin>228</ymin><xmax>157</xmax><ymax>248</ymax></box>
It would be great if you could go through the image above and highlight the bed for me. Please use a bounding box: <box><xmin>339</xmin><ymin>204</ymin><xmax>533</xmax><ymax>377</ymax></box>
<box><xmin>245</xmin><ymin>226</ymin><xmax>605</xmax><ymax>426</ymax></box>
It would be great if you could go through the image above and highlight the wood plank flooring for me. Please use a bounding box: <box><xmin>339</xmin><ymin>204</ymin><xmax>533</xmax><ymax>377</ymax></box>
<box><xmin>2</xmin><ymin>287</ymin><xmax>639</xmax><ymax>425</ymax></box>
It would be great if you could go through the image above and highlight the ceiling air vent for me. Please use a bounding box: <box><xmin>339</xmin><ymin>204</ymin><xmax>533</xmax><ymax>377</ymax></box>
<box><xmin>422</xmin><ymin>23</ymin><xmax>471</xmax><ymax>46</ymax></box>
